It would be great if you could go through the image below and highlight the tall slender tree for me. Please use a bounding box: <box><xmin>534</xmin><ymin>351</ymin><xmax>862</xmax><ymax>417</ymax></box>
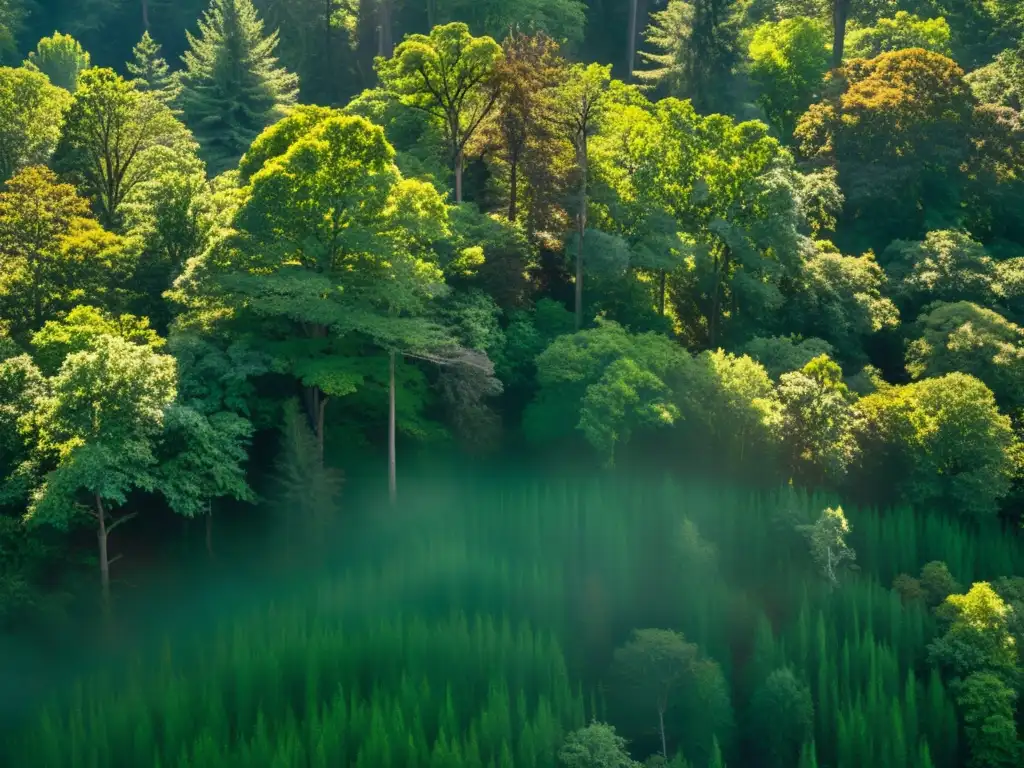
<box><xmin>376</xmin><ymin>22</ymin><xmax>503</xmax><ymax>203</ymax></box>
<box><xmin>177</xmin><ymin>0</ymin><xmax>299</xmax><ymax>174</ymax></box>
<box><xmin>127</xmin><ymin>31</ymin><xmax>180</xmax><ymax>106</ymax></box>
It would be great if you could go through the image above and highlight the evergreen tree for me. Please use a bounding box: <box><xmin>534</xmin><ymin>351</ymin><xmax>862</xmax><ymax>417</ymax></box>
<box><xmin>177</xmin><ymin>0</ymin><xmax>298</xmax><ymax>174</ymax></box>
<box><xmin>127</xmin><ymin>31</ymin><xmax>180</xmax><ymax>106</ymax></box>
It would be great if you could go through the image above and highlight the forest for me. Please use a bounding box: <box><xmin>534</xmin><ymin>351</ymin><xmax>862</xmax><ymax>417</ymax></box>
<box><xmin>1</xmin><ymin>0</ymin><xmax>1024</xmax><ymax>765</ymax></box>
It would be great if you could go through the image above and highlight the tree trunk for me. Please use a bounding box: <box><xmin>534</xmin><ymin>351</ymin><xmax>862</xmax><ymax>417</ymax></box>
<box><xmin>96</xmin><ymin>494</ymin><xmax>111</xmax><ymax>618</ymax></box>
<box><xmin>575</xmin><ymin>141</ymin><xmax>589</xmax><ymax>331</ymax></box>
<box><xmin>832</xmin><ymin>0</ymin><xmax>850</xmax><ymax>69</ymax></box>
<box><xmin>659</xmin><ymin>269</ymin><xmax>667</xmax><ymax>316</ymax></box>
<box><xmin>388</xmin><ymin>350</ymin><xmax>397</xmax><ymax>506</ymax></box>
<box><xmin>508</xmin><ymin>155</ymin><xmax>518</xmax><ymax>221</ymax></box>
<box><xmin>627</xmin><ymin>0</ymin><xmax>639</xmax><ymax>79</ymax></box>
<box><xmin>317</xmin><ymin>395</ymin><xmax>328</xmax><ymax>464</ymax></box>
<box><xmin>426</xmin><ymin>0</ymin><xmax>436</xmax><ymax>28</ymax></box>
<box><xmin>658</xmin><ymin>704</ymin><xmax>667</xmax><ymax>758</ymax></box>
<box><xmin>378</xmin><ymin>0</ymin><xmax>394</xmax><ymax>58</ymax></box>
<box><xmin>141</xmin><ymin>0</ymin><xmax>150</xmax><ymax>30</ymax></box>
<box><xmin>455</xmin><ymin>149</ymin><xmax>464</xmax><ymax>204</ymax></box>
<box><xmin>306</xmin><ymin>385</ymin><xmax>327</xmax><ymax>463</ymax></box>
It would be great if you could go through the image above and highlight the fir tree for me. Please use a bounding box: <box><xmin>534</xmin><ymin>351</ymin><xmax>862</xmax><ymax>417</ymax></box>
<box><xmin>127</xmin><ymin>31</ymin><xmax>180</xmax><ymax>106</ymax></box>
<box><xmin>177</xmin><ymin>0</ymin><xmax>298</xmax><ymax>174</ymax></box>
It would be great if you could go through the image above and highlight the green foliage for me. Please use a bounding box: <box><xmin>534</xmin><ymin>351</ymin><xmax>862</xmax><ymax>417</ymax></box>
<box><xmin>777</xmin><ymin>356</ymin><xmax>860</xmax><ymax>483</ymax></box>
<box><xmin>800</xmin><ymin>505</ymin><xmax>856</xmax><ymax>585</ymax></box>
<box><xmin>905</xmin><ymin>301</ymin><xmax>1024</xmax><ymax>409</ymax></box>
<box><xmin>747</xmin><ymin>17</ymin><xmax>830</xmax><ymax>139</ymax></box>
<box><xmin>0</xmin><ymin>166</ymin><xmax>140</xmax><ymax>337</ymax></box>
<box><xmin>859</xmin><ymin>374</ymin><xmax>1019</xmax><ymax>517</ymax></box>
<box><xmin>795</xmin><ymin>48</ymin><xmax>975</xmax><ymax>245</ymax></box>
<box><xmin>884</xmin><ymin>230</ymin><xmax>1003</xmax><ymax>315</ymax></box>
<box><xmin>558</xmin><ymin>721</ymin><xmax>640</xmax><ymax>768</ymax></box>
<box><xmin>26</xmin><ymin>334</ymin><xmax>177</xmax><ymax>530</ymax></box>
<box><xmin>375</xmin><ymin>22</ymin><xmax>503</xmax><ymax>199</ymax></box>
<box><xmin>785</xmin><ymin>240</ymin><xmax>899</xmax><ymax>364</ymax></box>
<box><xmin>23</xmin><ymin>32</ymin><xmax>90</xmax><ymax>92</ymax></box>
<box><xmin>637</xmin><ymin>0</ymin><xmax>740</xmax><ymax>113</ymax></box>
<box><xmin>178</xmin><ymin>0</ymin><xmax>299</xmax><ymax>174</ymax></box>
<box><xmin>525</xmin><ymin>321</ymin><xmax>696</xmax><ymax>462</ymax></box>
<box><xmin>750</xmin><ymin>668</ymin><xmax>814</xmax><ymax>768</ymax></box>
<box><xmin>53</xmin><ymin>67</ymin><xmax>200</xmax><ymax>229</ymax></box>
<box><xmin>957</xmin><ymin>672</ymin><xmax>1020</xmax><ymax>768</ymax></box>
<box><xmin>0</xmin><ymin>66</ymin><xmax>70</xmax><ymax>183</ymax></box>
<box><xmin>846</xmin><ymin>12</ymin><xmax>953</xmax><ymax>59</ymax></box>
<box><xmin>127</xmin><ymin>31</ymin><xmax>181</xmax><ymax>106</ymax></box>
<box><xmin>739</xmin><ymin>336</ymin><xmax>835</xmax><ymax>378</ymax></box>
<box><xmin>435</xmin><ymin>0</ymin><xmax>588</xmax><ymax>50</ymax></box>
<box><xmin>30</xmin><ymin>304</ymin><xmax>164</xmax><ymax>375</ymax></box>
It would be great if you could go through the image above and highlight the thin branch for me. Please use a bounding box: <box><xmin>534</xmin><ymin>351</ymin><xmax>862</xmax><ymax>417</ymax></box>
<box><xmin>107</xmin><ymin>511</ymin><xmax>139</xmax><ymax>534</ymax></box>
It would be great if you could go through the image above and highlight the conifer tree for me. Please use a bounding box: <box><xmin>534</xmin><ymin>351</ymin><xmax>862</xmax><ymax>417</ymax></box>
<box><xmin>127</xmin><ymin>31</ymin><xmax>180</xmax><ymax>106</ymax></box>
<box><xmin>177</xmin><ymin>0</ymin><xmax>299</xmax><ymax>174</ymax></box>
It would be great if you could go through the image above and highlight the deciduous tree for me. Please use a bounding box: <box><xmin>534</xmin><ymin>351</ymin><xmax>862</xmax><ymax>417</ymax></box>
<box><xmin>0</xmin><ymin>66</ymin><xmax>70</xmax><ymax>183</ymax></box>
<box><xmin>25</xmin><ymin>335</ymin><xmax>177</xmax><ymax>614</ymax></box>
<box><xmin>23</xmin><ymin>32</ymin><xmax>90</xmax><ymax>92</ymax></box>
<box><xmin>376</xmin><ymin>22</ymin><xmax>503</xmax><ymax>203</ymax></box>
<box><xmin>53</xmin><ymin>68</ymin><xmax>200</xmax><ymax>229</ymax></box>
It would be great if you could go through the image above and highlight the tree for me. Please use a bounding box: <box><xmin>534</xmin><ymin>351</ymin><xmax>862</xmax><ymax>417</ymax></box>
<box><xmin>748</xmin><ymin>17</ymin><xmax>830</xmax><ymax>140</ymax></box>
<box><xmin>739</xmin><ymin>336</ymin><xmax>835</xmax><ymax>379</ymax></box>
<box><xmin>858</xmin><ymin>374</ymin><xmax>1019</xmax><ymax>517</ymax></box>
<box><xmin>53</xmin><ymin>68</ymin><xmax>200</xmax><ymax>230</ymax></box>
<box><xmin>930</xmin><ymin>582</ymin><xmax>1018</xmax><ymax>683</ymax></box>
<box><xmin>30</xmin><ymin>304</ymin><xmax>164</xmax><ymax>375</ymax></box>
<box><xmin>376</xmin><ymin>22</ymin><xmax>503</xmax><ymax>203</ymax></box>
<box><xmin>637</xmin><ymin>0</ymin><xmax>740</xmax><ymax>112</ymax></box>
<box><xmin>127</xmin><ymin>31</ymin><xmax>180</xmax><ymax>106</ymax></box>
<box><xmin>177</xmin><ymin>0</ymin><xmax>299</xmax><ymax>174</ymax></box>
<box><xmin>170</xmin><ymin>114</ymin><xmax>450</xmax><ymax>470</ymax></box>
<box><xmin>905</xmin><ymin>302</ymin><xmax>1024</xmax><ymax>409</ymax></box>
<box><xmin>776</xmin><ymin>356</ymin><xmax>860</xmax><ymax>483</ymax></box>
<box><xmin>750</xmin><ymin>668</ymin><xmax>814</xmax><ymax>768</ymax></box>
<box><xmin>24</xmin><ymin>335</ymin><xmax>177</xmax><ymax>614</ymax></box>
<box><xmin>785</xmin><ymin>240</ymin><xmax>899</xmax><ymax>365</ymax></box>
<box><xmin>696</xmin><ymin>350</ymin><xmax>781</xmax><ymax>465</ymax></box>
<box><xmin>846</xmin><ymin>12</ymin><xmax>952</xmax><ymax>59</ymax></box>
<box><xmin>552</xmin><ymin>63</ymin><xmax>610</xmax><ymax>329</ymax></box>
<box><xmin>795</xmin><ymin>49</ymin><xmax>975</xmax><ymax>245</ymax></box>
<box><xmin>0</xmin><ymin>352</ymin><xmax>45</xmax><ymax>504</ymax></box>
<box><xmin>0</xmin><ymin>166</ymin><xmax>140</xmax><ymax>337</ymax></box>
<box><xmin>558</xmin><ymin>722</ymin><xmax>641</xmax><ymax>768</ymax></box>
<box><xmin>524</xmin><ymin>321</ymin><xmax>697</xmax><ymax>464</ymax></box>
<box><xmin>611</xmin><ymin>629</ymin><xmax>699</xmax><ymax>759</ymax></box>
<box><xmin>0</xmin><ymin>66</ymin><xmax>71</xmax><ymax>183</ymax></box>
<box><xmin>638</xmin><ymin>99</ymin><xmax>802</xmax><ymax>348</ymax></box>
<box><xmin>23</xmin><ymin>32</ymin><xmax>91</xmax><ymax>92</ymax></box>
<box><xmin>156</xmin><ymin>405</ymin><xmax>254</xmax><ymax>557</ymax></box>
<box><xmin>831</xmin><ymin>0</ymin><xmax>849</xmax><ymax>68</ymax></box>
<box><xmin>800</xmin><ymin>505</ymin><xmax>856</xmax><ymax>584</ymax></box>
<box><xmin>957</xmin><ymin>673</ymin><xmax>1020</xmax><ymax>768</ymax></box>
<box><xmin>486</xmin><ymin>30</ymin><xmax>566</xmax><ymax>223</ymax></box>
<box><xmin>884</xmin><ymin>230</ymin><xmax>1002</xmax><ymax>316</ymax></box>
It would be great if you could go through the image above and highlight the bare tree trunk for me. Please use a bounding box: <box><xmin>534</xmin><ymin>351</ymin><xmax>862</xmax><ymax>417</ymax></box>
<box><xmin>455</xmin><ymin>149</ymin><xmax>464</xmax><ymax>204</ymax></box>
<box><xmin>378</xmin><ymin>0</ymin><xmax>394</xmax><ymax>58</ymax></box>
<box><xmin>658</xmin><ymin>705</ymin><xmax>667</xmax><ymax>758</ymax></box>
<box><xmin>574</xmin><ymin>142</ymin><xmax>588</xmax><ymax>331</ymax></box>
<box><xmin>832</xmin><ymin>0</ymin><xmax>850</xmax><ymax>68</ymax></box>
<box><xmin>426</xmin><ymin>0</ymin><xmax>436</xmax><ymax>28</ymax></box>
<box><xmin>96</xmin><ymin>494</ymin><xmax>111</xmax><ymax>618</ymax></box>
<box><xmin>508</xmin><ymin>156</ymin><xmax>518</xmax><ymax>221</ymax></box>
<box><xmin>627</xmin><ymin>0</ymin><xmax>639</xmax><ymax>78</ymax></box>
<box><xmin>317</xmin><ymin>395</ymin><xmax>328</xmax><ymax>464</ymax></box>
<box><xmin>141</xmin><ymin>0</ymin><xmax>150</xmax><ymax>31</ymax></box>
<box><xmin>388</xmin><ymin>350</ymin><xmax>397</xmax><ymax>506</ymax></box>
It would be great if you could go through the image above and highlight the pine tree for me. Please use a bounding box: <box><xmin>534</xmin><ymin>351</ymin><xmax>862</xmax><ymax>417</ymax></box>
<box><xmin>177</xmin><ymin>0</ymin><xmax>299</xmax><ymax>174</ymax></box>
<box><xmin>127</xmin><ymin>31</ymin><xmax>180</xmax><ymax>106</ymax></box>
